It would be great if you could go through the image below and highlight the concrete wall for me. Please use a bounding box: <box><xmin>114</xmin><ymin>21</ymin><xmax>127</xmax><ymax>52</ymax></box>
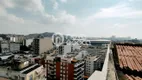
<box><xmin>26</xmin><ymin>39</ymin><xmax>33</xmax><ymax>47</ymax></box>
<box><xmin>64</xmin><ymin>45</ymin><xmax>71</xmax><ymax>55</ymax></box>
<box><xmin>39</xmin><ymin>38</ymin><xmax>53</xmax><ymax>54</ymax></box>
<box><xmin>59</xmin><ymin>45</ymin><xmax>72</xmax><ymax>55</ymax></box>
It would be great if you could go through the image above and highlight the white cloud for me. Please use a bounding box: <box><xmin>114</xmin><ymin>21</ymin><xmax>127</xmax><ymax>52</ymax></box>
<box><xmin>14</xmin><ymin>0</ymin><xmax>76</xmax><ymax>24</ymax></box>
<box><xmin>0</xmin><ymin>10</ymin><xmax>24</xmax><ymax>23</ymax></box>
<box><xmin>0</xmin><ymin>0</ymin><xmax>45</xmax><ymax>23</ymax></box>
<box><xmin>13</xmin><ymin>0</ymin><xmax>45</xmax><ymax>13</ymax></box>
<box><xmin>1</xmin><ymin>0</ymin><xmax>142</xmax><ymax>38</ymax></box>
<box><xmin>113</xmin><ymin>23</ymin><xmax>127</xmax><ymax>28</ymax></box>
<box><xmin>40</xmin><ymin>11</ymin><xmax>76</xmax><ymax>25</ymax></box>
<box><xmin>50</xmin><ymin>0</ymin><xmax>59</xmax><ymax>9</ymax></box>
<box><xmin>128</xmin><ymin>0</ymin><xmax>133</xmax><ymax>2</ymax></box>
<box><xmin>92</xmin><ymin>4</ymin><xmax>142</xmax><ymax>18</ymax></box>
<box><xmin>128</xmin><ymin>0</ymin><xmax>140</xmax><ymax>2</ymax></box>
<box><xmin>0</xmin><ymin>0</ymin><xmax>14</xmax><ymax>8</ymax></box>
<box><xmin>60</xmin><ymin>0</ymin><xmax>67</xmax><ymax>3</ymax></box>
<box><xmin>0</xmin><ymin>2</ymin><xmax>24</xmax><ymax>23</ymax></box>
<box><xmin>7</xmin><ymin>14</ymin><xmax>24</xmax><ymax>23</ymax></box>
<box><xmin>0</xmin><ymin>0</ymin><xmax>76</xmax><ymax>25</ymax></box>
<box><xmin>53</xmin><ymin>1</ymin><xmax>58</xmax><ymax>9</ymax></box>
<box><xmin>56</xmin><ymin>11</ymin><xmax>76</xmax><ymax>24</ymax></box>
<box><xmin>0</xmin><ymin>0</ymin><xmax>45</xmax><ymax>14</ymax></box>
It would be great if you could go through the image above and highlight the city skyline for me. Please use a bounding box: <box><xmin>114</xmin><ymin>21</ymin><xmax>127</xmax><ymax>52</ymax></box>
<box><xmin>0</xmin><ymin>0</ymin><xmax>142</xmax><ymax>38</ymax></box>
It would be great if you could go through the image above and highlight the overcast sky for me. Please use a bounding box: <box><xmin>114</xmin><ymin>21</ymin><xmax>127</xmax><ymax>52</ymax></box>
<box><xmin>0</xmin><ymin>0</ymin><xmax>142</xmax><ymax>38</ymax></box>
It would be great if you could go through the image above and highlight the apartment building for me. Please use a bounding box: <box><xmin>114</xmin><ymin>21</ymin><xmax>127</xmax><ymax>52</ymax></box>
<box><xmin>58</xmin><ymin>45</ymin><xmax>72</xmax><ymax>55</ymax></box>
<box><xmin>0</xmin><ymin>41</ymin><xmax>20</xmax><ymax>53</ymax></box>
<box><xmin>10</xmin><ymin>35</ymin><xmax>25</xmax><ymax>43</ymax></box>
<box><xmin>85</xmin><ymin>55</ymin><xmax>103</xmax><ymax>77</ymax></box>
<box><xmin>84</xmin><ymin>45</ymin><xmax>107</xmax><ymax>77</ymax></box>
<box><xmin>5</xmin><ymin>64</ymin><xmax>45</xmax><ymax>80</ymax></box>
<box><xmin>58</xmin><ymin>44</ymin><xmax>81</xmax><ymax>55</ymax></box>
<box><xmin>10</xmin><ymin>42</ymin><xmax>20</xmax><ymax>52</ymax></box>
<box><xmin>20</xmin><ymin>64</ymin><xmax>45</xmax><ymax>80</ymax></box>
<box><xmin>0</xmin><ymin>53</ymin><xmax>46</xmax><ymax>80</ymax></box>
<box><xmin>33</xmin><ymin>38</ymin><xmax>53</xmax><ymax>54</ymax></box>
<box><xmin>25</xmin><ymin>39</ymin><xmax>33</xmax><ymax>47</ymax></box>
<box><xmin>46</xmin><ymin>51</ymin><xmax>85</xmax><ymax>80</ymax></box>
<box><xmin>0</xmin><ymin>41</ymin><xmax>9</xmax><ymax>53</ymax></box>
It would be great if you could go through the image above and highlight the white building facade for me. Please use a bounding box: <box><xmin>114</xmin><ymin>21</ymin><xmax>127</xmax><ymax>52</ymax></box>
<box><xmin>59</xmin><ymin>45</ymin><xmax>72</xmax><ymax>55</ymax></box>
<box><xmin>10</xmin><ymin>43</ymin><xmax>20</xmax><ymax>52</ymax></box>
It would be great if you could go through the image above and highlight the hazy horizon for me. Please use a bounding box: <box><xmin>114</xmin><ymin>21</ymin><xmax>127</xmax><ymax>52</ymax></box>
<box><xmin>0</xmin><ymin>0</ymin><xmax>142</xmax><ymax>38</ymax></box>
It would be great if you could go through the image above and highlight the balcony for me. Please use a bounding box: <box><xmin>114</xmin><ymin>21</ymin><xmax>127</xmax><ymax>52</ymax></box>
<box><xmin>74</xmin><ymin>64</ymin><xmax>84</xmax><ymax>69</ymax></box>
<box><xmin>74</xmin><ymin>61</ymin><xmax>85</xmax><ymax>68</ymax></box>
<box><xmin>74</xmin><ymin>70</ymin><xmax>84</xmax><ymax>76</ymax></box>
<box><xmin>48</xmin><ymin>61</ymin><xmax>54</xmax><ymax>64</ymax></box>
<box><xmin>74</xmin><ymin>75</ymin><xmax>82</xmax><ymax>80</ymax></box>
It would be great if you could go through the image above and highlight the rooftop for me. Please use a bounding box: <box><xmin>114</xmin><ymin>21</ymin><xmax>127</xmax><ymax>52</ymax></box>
<box><xmin>125</xmin><ymin>74</ymin><xmax>142</xmax><ymax>80</ymax></box>
<box><xmin>22</xmin><ymin>64</ymin><xmax>40</xmax><ymax>74</ymax></box>
<box><xmin>116</xmin><ymin>44</ymin><xmax>142</xmax><ymax>71</ymax></box>
<box><xmin>0</xmin><ymin>53</ymin><xmax>14</xmax><ymax>60</ymax></box>
<box><xmin>0</xmin><ymin>77</ymin><xmax>9</xmax><ymax>80</ymax></box>
<box><xmin>114</xmin><ymin>44</ymin><xmax>142</xmax><ymax>80</ymax></box>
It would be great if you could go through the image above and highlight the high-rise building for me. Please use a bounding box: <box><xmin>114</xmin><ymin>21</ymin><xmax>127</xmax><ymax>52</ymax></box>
<box><xmin>84</xmin><ymin>44</ymin><xmax>108</xmax><ymax>77</ymax></box>
<box><xmin>46</xmin><ymin>57</ymin><xmax>85</xmax><ymax>80</ymax></box>
<box><xmin>85</xmin><ymin>56</ymin><xmax>103</xmax><ymax>76</ymax></box>
<box><xmin>46</xmin><ymin>51</ymin><xmax>85</xmax><ymax>80</ymax></box>
<box><xmin>33</xmin><ymin>38</ymin><xmax>53</xmax><ymax>54</ymax></box>
<box><xmin>25</xmin><ymin>39</ymin><xmax>33</xmax><ymax>47</ymax></box>
<box><xmin>9</xmin><ymin>35</ymin><xmax>25</xmax><ymax>43</ymax></box>
<box><xmin>0</xmin><ymin>41</ymin><xmax>20</xmax><ymax>53</ymax></box>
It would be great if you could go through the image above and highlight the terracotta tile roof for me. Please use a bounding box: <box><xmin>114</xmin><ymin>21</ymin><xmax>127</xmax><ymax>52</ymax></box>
<box><xmin>116</xmin><ymin>45</ymin><xmax>142</xmax><ymax>71</ymax></box>
<box><xmin>115</xmin><ymin>44</ymin><xmax>142</xmax><ymax>80</ymax></box>
<box><xmin>125</xmin><ymin>74</ymin><xmax>142</xmax><ymax>80</ymax></box>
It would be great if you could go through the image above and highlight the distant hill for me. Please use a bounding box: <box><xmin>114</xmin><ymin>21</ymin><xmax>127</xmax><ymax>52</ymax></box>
<box><xmin>25</xmin><ymin>33</ymin><xmax>39</xmax><ymax>39</ymax></box>
<box><xmin>0</xmin><ymin>34</ymin><xmax>24</xmax><ymax>40</ymax></box>
<box><xmin>25</xmin><ymin>32</ymin><xmax>54</xmax><ymax>39</ymax></box>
